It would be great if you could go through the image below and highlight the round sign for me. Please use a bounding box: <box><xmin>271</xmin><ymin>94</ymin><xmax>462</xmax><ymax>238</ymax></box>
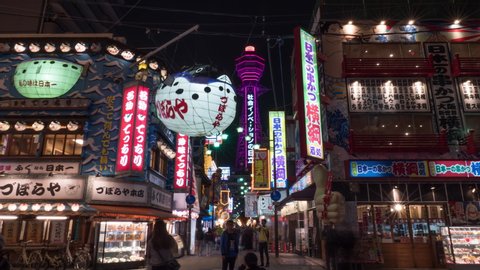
<box><xmin>271</xmin><ymin>190</ymin><xmax>281</xmax><ymax>202</ymax></box>
<box><xmin>185</xmin><ymin>194</ymin><xmax>196</xmax><ymax>205</ymax></box>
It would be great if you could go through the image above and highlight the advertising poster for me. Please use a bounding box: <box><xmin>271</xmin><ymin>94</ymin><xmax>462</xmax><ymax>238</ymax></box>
<box><xmin>2</xmin><ymin>220</ymin><xmax>19</xmax><ymax>245</ymax></box>
<box><xmin>49</xmin><ymin>220</ymin><xmax>66</xmax><ymax>244</ymax></box>
<box><xmin>245</xmin><ymin>193</ymin><xmax>258</xmax><ymax>217</ymax></box>
<box><xmin>27</xmin><ymin>220</ymin><xmax>44</xmax><ymax>243</ymax></box>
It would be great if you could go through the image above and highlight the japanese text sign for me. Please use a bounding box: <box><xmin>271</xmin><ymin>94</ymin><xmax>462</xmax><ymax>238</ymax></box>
<box><xmin>246</xmin><ymin>92</ymin><xmax>255</xmax><ymax>164</ymax></box>
<box><xmin>174</xmin><ymin>134</ymin><xmax>189</xmax><ymax>189</ymax></box>
<box><xmin>252</xmin><ymin>148</ymin><xmax>270</xmax><ymax>191</ymax></box>
<box><xmin>0</xmin><ymin>162</ymin><xmax>79</xmax><ymax>175</ymax></box>
<box><xmin>294</xmin><ymin>27</ymin><xmax>324</xmax><ymax>160</ymax></box>
<box><xmin>348</xmin><ymin>160</ymin><xmax>480</xmax><ymax>178</ymax></box>
<box><xmin>269</xmin><ymin>111</ymin><xmax>287</xmax><ymax>188</ymax></box>
<box><xmin>0</xmin><ymin>178</ymin><xmax>85</xmax><ymax>200</ymax></box>
<box><xmin>289</xmin><ymin>170</ymin><xmax>313</xmax><ymax>194</ymax></box>
<box><xmin>116</xmin><ymin>83</ymin><xmax>150</xmax><ymax>173</ymax></box>
<box><xmin>91</xmin><ymin>178</ymin><xmax>147</xmax><ymax>204</ymax></box>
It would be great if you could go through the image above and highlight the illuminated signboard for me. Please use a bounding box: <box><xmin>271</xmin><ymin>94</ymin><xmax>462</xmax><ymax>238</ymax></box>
<box><xmin>348</xmin><ymin>160</ymin><xmax>480</xmax><ymax>178</ymax></box>
<box><xmin>218</xmin><ymin>166</ymin><xmax>231</xmax><ymax>181</ymax></box>
<box><xmin>14</xmin><ymin>59</ymin><xmax>82</xmax><ymax>98</ymax></box>
<box><xmin>174</xmin><ymin>134</ymin><xmax>189</xmax><ymax>189</ymax></box>
<box><xmin>429</xmin><ymin>160</ymin><xmax>480</xmax><ymax>178</ymax></box>
<box><xmin>252</xmin><ymin>148</ymin><xmax>270</xmax><ymax>191</ymax></box>
<box><xmin>294</xmin><ymin>27</ymin><xmax>324</xmax><ymax>160</ymax></box>
<box><xmin>115</xmin><ymin>83</ymin><xmax>149</xmax><ymax>173</ymax></box>
<box><xmin>289</xmin><ymin>171</ymin><xmax>313</xmax><ymax>194</ymax></box>
<box><xmin>269</xmin><ymin>111</ymin><xmax>287</xmax><ymax>188</ymax></box>
<box><xmin>246</xmin><ymin>92</ymin><xmax>255</xmax><ymax>164</ymax></box>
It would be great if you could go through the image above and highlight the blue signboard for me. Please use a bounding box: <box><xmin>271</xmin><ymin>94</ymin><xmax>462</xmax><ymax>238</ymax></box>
<box><xmin>349</xmin><ymin>160</ymin><xmax>429</xmax><ymax>178</ymax></box>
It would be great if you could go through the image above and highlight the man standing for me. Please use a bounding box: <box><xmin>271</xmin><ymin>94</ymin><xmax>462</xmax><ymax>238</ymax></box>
<box><xmin>221</xmin><ymin>220</ymin><xmax>240</xmax><ymax>270</ymax></box>
<box><xmin>257</xmin><ymin>219</ymin><xmax>270</xmax><ymax>267</ymax></box>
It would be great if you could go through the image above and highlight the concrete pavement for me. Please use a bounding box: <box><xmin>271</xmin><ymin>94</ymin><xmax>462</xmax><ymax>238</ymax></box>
<box><xmin>176</xmin><ymin>251</ymin><xmax>326</xmax><ymax>270</ymax></box>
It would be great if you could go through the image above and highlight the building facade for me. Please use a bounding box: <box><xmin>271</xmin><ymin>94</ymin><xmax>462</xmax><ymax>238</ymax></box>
<box><xmin>0</xmin><ymin>34</ymin><xmax>178</xmax><ymax>269</ymax></box>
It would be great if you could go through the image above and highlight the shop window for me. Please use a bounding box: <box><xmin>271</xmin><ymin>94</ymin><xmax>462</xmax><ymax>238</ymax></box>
<box><xmin>451</xmin><ymin>42</ymin><xmax>480</xmax><ymax>57</ymax></box>
<box><xmin>343</xmin><ymin>43</ymin><xmax>424</xmax><ymax>58</ymax></box>
<box><xmin>350</xmin><ymin>114</ymin><xmax>434</xmax><ymax>135</ymax></box>
<box><xmin>1</xmin><ymin>134</ymin><xmax>40</xmax><ymax>156</ymax></box>
<box><xmin>446</xmin><ymin>183</ymin><xmax>463</xmax><ymax>201</ymax></box>
<box><xmin>409</xmin><ymin>205</ymin><xmax>429</xmax><ymax>243</ymax></box>
<box><xmin>427</xmin><ymin>205</ymin><xmax>446</xmax><ymax>236</ymax></box>
<box><xmin>407</xmin><ymin>183</ymin><xmax>421</xmax><ymax>201</ymax></box>
<box><xmin>368</xmin><ymin>184</ymin><xmax>382</xmax><ymax>201</ymax></box>
<box><xmin>149</xmin><ymin>148</ymin><xmax>169</xmax><ymax>176</ymax></box>
<box><xmin>357</xmin><ymin>205</ymin><xmax>374</xmax><ymax>236</ymax></box>
<box><xmin>462</xmin><ymin>184</ymin><xmax>478</xmax><ymax>201</ymax></box>
<box><xmin>42</xmin><ymin>133</ymin><xmax>83</xmax><ymax>156</ymax></box>
<box><xmin>465</xmin><ymin>115</ymin><xmax>480</xmax><ymax>134</ymax></box>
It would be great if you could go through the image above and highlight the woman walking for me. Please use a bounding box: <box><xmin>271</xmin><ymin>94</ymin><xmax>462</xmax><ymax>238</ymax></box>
<box><xmin>147</xmin><ymin>220</ymin><xmax>180</xmax><ymax>270</ymax></box>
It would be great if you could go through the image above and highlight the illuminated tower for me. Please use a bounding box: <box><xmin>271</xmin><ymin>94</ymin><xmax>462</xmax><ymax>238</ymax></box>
<box><xmin>235</xmin><ymin>45</ymin><xmax>267</xmax><ymax>172</ymax></box>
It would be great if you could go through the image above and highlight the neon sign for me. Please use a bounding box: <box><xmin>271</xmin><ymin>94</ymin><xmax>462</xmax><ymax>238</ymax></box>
<box><xmin>294</xmin><ymin>27</ymin><xmax>324</xmax><ymax>160</ymax></box>
<box><xmin>174</xmin><ymin>134</ymin><xmax>189</xmax><ymax>189</ymax></box>
<box><xmin>269</xmin><ymin>111</ymin><xmax>287</xmax><ymax>188</ymax></box>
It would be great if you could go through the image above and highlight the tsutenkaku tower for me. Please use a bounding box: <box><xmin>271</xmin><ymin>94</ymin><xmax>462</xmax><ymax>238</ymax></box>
<box><xmin>235</xmin><ymin>45</ymin><xmax>267</xmax><ymax>172</ymax></box>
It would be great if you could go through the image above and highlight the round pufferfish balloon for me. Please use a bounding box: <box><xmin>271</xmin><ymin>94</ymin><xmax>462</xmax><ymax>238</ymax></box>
<box><xmin>155</xmin><ymin>70</ymin><xmax>237</xmax><ymax>137</ymax></box>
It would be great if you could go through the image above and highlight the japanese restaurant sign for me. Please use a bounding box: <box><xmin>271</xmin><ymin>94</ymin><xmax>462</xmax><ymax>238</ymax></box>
<box><xmin>0</xmin><ymin>98</ymin><xmax>90</xmax><ymax>110</ymax></box>
<box><xmin>116</xmin><ymin>83</ymin><xmax>150</xmax><ymax>174</ymax></box>
<box><xmin>294</xmin><ymin>27</ymin><xmax>324</xmax><ymax>160</ymax></box>
<box><xmin>252</xmin><ymin>148</ymin><xmax>270</xmax><ymax>191</ymax></box>
<box><xmin>174</xmin><ymin>134</ymin><xmax>189</xmax><ymax>189</ymax></box>
<box><xmin>151</xmin><ymin>186</ymin><xmax>173</xmax><ymax>211</ymax></box>
<box><xmin>459</xmin><ymin>79</ymin><xmax>480</xmax><ymax>112</ymax></box>
<box><xmin>0</xmin><ymin>161</ymin><xmax>79</xmax><ymax>175</ymax></box>
<box><xmin>348</xmin><ymin>160</ymin><xmax>480</xmax><ymax>178</ymax></box>
<box><xmin>289</xmin><ymin>170</ymin><xmax>313</xmax><ymax>194</ymax></box>
<box><xmin>424</xmin><ymin>43</ymin><xmax>463</xmax><ymax>133</ymax></box>
<box><xmin>269</xmin><ymin>111</ymin><xmax>287</xmax><ymax>188</ymax></box>
<box><xmin>347</xmin><ymin>78</ymin><xmax>430</xmax><ymax>112</ymax></box>
<box><xmin>90</xmin><ymin>178</ymin><xmax>147</xmax><ymax>204</ymax></box>
<box><xmin>0</xmin><ymin>177</ymin><xmax>85</xmax><ymax>200</ymax></box>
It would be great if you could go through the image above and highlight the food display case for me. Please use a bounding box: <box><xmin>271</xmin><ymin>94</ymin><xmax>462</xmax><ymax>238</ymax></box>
<box><xmin>95</xmin><ymin>221</ymin><xmax>148</xmax><ymax>269</ymax></box>
<box><xmin>441</xmin><ymin>226</ymin><xmax>480</xmax><ymax>265</ymax></box>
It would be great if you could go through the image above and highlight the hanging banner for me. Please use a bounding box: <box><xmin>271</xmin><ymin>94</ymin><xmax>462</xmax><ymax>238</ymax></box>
<box><xmin>115</xmin><ymin>83</ymin><xmax>150</xmax><ymax>174</ymax></box>
<box><xmin>246</xmin><ymin>92</ymin><xmax>255</xmax><ymax>165</ymax></box>
<box><xmin>294</xmin><ymin>27</ymin><xmax>324</xmax><ymax>160</ymax></box>
<box><xmin>252</xmin><ymin>148</ymin><xmax>270</xmax><ymax>191</ymax></box>
<box><xmin>269</xmin><ymin>111</ymin><xmax>287</xmax><ymax>188</ymax></box>
<box><xmin>174</xmin><ymin>134</ymin><xmax>189</xmax><ymax>189</ymax></box>
<box><xmin>424</xmin><ymin>43</ymin><xmax>463</xmax><ymax>135</ymax></box>
<box><xmin>257</xmin><ymin>194</ymin><xmax>275</xmax><ymax>216</ymax></box>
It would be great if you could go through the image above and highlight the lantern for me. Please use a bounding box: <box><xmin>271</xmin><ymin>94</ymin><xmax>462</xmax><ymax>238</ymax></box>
<box><xmin>154</xmin><ymin>67</ymin><xmax>237</xmax><ymax>137</ymax></box>
<box><xmin>14</xmin><ymin>59</ymin><xmax>83</xmax><ymax>98</ymax></box>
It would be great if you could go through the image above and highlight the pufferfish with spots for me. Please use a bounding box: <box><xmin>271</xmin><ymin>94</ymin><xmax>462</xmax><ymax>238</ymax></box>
<box><xmin>154</xmin><ymin>66</ymin><xmax>237</xmax><ymax>137</ymax></box>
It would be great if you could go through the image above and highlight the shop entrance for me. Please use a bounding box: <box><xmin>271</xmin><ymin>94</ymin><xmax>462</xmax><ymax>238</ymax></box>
<box><xmin>357</xmin><ymin>204</ymin><xmax>446</xmax><ymax>268</ymax></box>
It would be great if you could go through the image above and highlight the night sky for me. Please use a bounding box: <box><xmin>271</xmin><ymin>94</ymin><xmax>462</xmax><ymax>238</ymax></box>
<box><xmin>113</xmin><ymin>0</ymin><xmax>316</xmax><ymax>167</ymax></box>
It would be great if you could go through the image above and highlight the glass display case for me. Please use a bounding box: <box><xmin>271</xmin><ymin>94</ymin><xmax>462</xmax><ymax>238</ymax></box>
<box><xmin>441</xmin><ymin>226</ymin><xmax>480</xmax><ymax>264</ymax></box>
<box><xmin>96</xmin><ymin>221</ymin><xmax>148</xmax><ymax>265</ymax></box>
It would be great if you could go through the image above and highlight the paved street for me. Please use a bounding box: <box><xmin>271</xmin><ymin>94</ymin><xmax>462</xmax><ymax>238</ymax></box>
<box><xmin>175</xmin><ymin>252</ymin><xmax>326</xmax><ymax>270</ymax></box>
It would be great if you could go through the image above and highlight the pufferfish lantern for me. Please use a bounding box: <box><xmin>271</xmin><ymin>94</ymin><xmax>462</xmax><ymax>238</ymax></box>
<box><xmin>312</xmin><ymin>164</ymin><xmax>346</xmax><ymax>224</ymax></box>
<box><xmin>154</xmin><ymin>65</ymin><xmax>237</xmax><ymax>137</ymax></box>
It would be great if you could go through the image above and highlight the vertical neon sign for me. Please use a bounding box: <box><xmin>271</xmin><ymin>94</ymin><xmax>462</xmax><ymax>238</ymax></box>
<box><xmin>294</xmin><ymin>27</ymin><xmax>324</xmax><ymax>160</ymax></box>
<box><xmin>174</xmin><ymin>134</ymin><xmax>189</xmax><ymax>189</ymax></box>
<box><xmin>269</xmin><ymin>111</ymin><xmax>287</xmax><ymax>188</ymax></box>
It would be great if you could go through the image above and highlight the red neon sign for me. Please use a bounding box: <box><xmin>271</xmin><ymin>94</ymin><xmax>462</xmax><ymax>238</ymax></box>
<box><xmin>174</xmin><ymin>134</ymin><xmax>189</xmax><ymax>189</ymax></box>
<box><xmin>116</xmin><ymin>84</ymin><xmax>150</xmax><ymax>173</ymax></box>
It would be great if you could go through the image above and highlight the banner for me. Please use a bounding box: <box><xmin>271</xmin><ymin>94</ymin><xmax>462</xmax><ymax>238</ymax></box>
<box><xmin>245</xmin><ymin>193</ymin><xmax>258</xmax><ymax>217</ymax></box>
<box><xmin>258</xmin><ymin>194</ymin><xmax>274</xmax><ymax>216</ymax></box>
<box><xmin>252</xmin><ymin>148</ymin><xmax>270</xmax><ymax>190</ymax></box>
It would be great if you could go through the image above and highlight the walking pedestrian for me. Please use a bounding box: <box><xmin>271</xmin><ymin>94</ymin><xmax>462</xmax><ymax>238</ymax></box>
<box><xmin>147</xmin><ymin>220</ymin><xmax>180</xmax><ymax>270</ymax></box>
<box><xmin>221</xmin><ymin>220</ymin><xmax>240</xmax><ymax>270</ymax></box>
<box><xmin>257</xmin><ymin>219</ymin><xmax>270</xmax><ymax>267</ymax></box>
<box><xmin>205</xmin><ymin>228</ymin><xmax>216</xmax><ymax>256</ymax></box>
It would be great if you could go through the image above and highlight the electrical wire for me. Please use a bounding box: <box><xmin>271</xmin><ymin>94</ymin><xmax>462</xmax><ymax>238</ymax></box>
<box><xmin>105</xmin><ymin>0</ymin><xmax>143</xmax><ymax>32</ymax></box>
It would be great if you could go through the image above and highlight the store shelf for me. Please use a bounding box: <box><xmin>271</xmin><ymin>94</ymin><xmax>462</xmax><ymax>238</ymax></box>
<box><xmin>441</xmin><ymin>226</ymin><xmax>480</xmax><ymax>265</ymax></box>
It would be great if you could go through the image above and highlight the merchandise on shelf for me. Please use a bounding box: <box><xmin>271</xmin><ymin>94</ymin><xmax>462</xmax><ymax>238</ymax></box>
<box><xmin>441</xmin><ymin>226</ymin><xmax>480</xmax><ymax>265</ymax></box>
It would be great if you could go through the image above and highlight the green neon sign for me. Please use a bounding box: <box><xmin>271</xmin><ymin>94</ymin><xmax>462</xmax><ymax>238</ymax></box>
<box><xmin>14</xmin><ymin>59</ymin><xmax>83</xmax><ymax>98</ymax></box>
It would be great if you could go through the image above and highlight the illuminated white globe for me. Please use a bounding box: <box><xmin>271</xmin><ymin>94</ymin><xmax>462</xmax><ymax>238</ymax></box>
<box><xmin>8</xmin><ymin>204</ymin><xmax>17</xmax><ymax>211</ymax></box>
<box><xmin>32</xmin><ymin>204</ymin><xmax>41</xmax><ymax>211</ymax></box>
<box><xmin>19</xmin><ymin>204</ymin><xmax>28</xmax><ymax>211</ymax></box>
<box><xmin>44</xmin><ymin>203</ymin><xmax>53</xmax><ymax>211</ymax></box>
<box><xmin>155</xmin><ymin>70</ymin><xmax>237</xmax><ymax>137</ymax></box>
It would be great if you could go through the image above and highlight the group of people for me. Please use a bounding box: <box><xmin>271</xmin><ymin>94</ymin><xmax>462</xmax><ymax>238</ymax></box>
<box><xmin>139</xmin><ymin>218</ymin><xmax>273</xmax><ymax>270</ymax></box>
<box><xmin>220</xmin><ymin>219</ymin><xmax>271</xmax><ymax>270</ymax></box>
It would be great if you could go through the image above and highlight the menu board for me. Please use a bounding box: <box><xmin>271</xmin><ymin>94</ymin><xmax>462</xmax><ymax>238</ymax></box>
<box><xmin>27</xmin><ymin>220</ymin><xmax>44</xmax><ymax>243</ymax></box>
<box><xmin>2</xmin><ymin>220</ymin><xmax>19</xmax><ymax>245</ymax></box>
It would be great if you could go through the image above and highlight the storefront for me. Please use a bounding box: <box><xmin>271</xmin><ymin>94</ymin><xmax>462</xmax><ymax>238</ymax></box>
<box><xmin>344</xmin><ymin>159</ymin><xmax>480</xmax><ymax>269</ymax></box>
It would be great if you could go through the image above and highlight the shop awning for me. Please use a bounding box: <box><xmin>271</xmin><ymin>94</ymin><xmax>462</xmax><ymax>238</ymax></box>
<box><xmin>278</xmin><ymin>183</ymin><xmax>316</xmax><ymax>208</ymax></box>
<box><xmin>91</xmin><ymin>204</ymin><xmax>177</xmax><ymax>219</ymax></box>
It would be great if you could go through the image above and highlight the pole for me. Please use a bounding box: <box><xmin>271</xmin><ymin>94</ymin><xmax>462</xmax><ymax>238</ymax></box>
<box><xmin>272</xmin><ymin>139</ymin><xmax>279</xmax><ymax>258</ymax></box>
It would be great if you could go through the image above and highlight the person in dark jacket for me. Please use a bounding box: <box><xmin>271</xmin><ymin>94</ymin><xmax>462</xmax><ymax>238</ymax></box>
<box><xmin>221</xmin><ymin>220</ymin><xmax>240</xmax><ymax>270</ymax></box>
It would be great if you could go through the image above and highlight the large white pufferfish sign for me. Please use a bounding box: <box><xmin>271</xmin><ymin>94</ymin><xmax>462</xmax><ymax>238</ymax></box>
<box><xmin>155</xmin><ymin>69</ymin><xmax>237</xmax><ymax>137</ymax></box>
